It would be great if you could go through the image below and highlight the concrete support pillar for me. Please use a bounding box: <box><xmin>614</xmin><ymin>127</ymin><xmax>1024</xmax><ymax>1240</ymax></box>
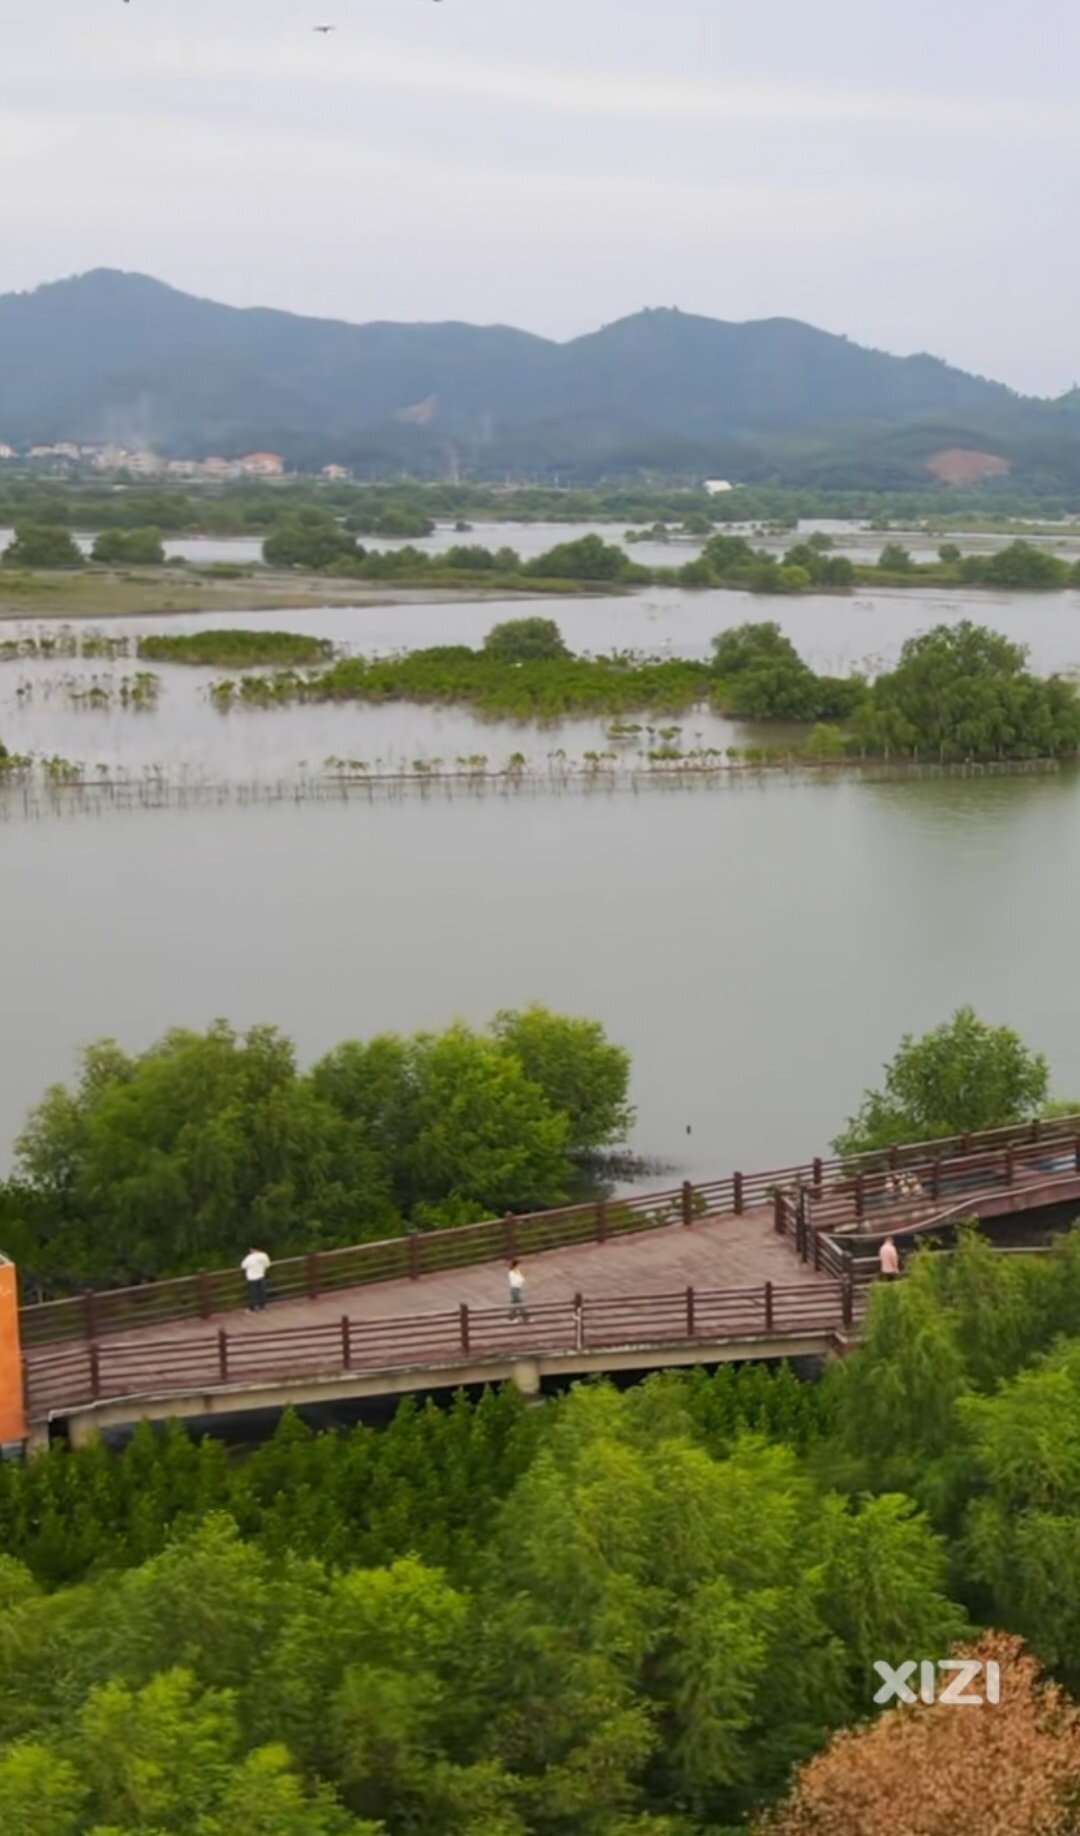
<box><xmin>510</xmin><ymin>1358</ymin><xmax>542</xmax><ymax>1398</ymax></box>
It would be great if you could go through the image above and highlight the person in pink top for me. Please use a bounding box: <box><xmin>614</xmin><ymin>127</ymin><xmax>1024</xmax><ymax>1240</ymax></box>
<box><xmin>879</xmin><ymin>1237</ymin><xmax>900</xmax><ymax>1280</ymax></box>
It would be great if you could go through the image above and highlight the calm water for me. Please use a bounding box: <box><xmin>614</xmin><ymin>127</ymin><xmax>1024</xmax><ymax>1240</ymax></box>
<box><xmin>5</xmin><ymin>575</ymin><xmax>1080</xmax><ymax>1185</ymax></box>
<box><xmin>3</xmin><ymin>770</ymin><xmax>1080</xmax><ymax>1182</ymax></box>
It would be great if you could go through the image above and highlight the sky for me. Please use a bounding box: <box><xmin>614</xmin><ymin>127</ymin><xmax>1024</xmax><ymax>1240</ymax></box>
<box><xmin>2</xmin><ymin>0</ymin><xmax>1076</xmax><ymax>395</ymax></box>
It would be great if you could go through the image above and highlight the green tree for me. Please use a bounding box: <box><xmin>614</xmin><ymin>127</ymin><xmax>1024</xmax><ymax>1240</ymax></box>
<box><xmin>2</xmin><ymin>525</ymin><xmax>82</xmax><ymax>569</ymax></box>
<box><xmin>833</xmin><ymin>1007</ymin><xmax>1049</xmax><ymax>1155</ymax></box>
<box><xmin>482</xmin><ymin>618</ymin><xmax>569</xmax><ymax>663</ymax></box>
<box><xmin>877</xmin><ymin>542</ymin><xmax>913</xmax><ymax>571</ymax></box>
<box><xmin>491</xmin><ymin>1005</ymin><xmax>634</xmax><ymax>1152</ymax></box>
<box><xmin>263</xmin><ymin>514</ymin><xmax>357</xmax><ymax>570</ymax></box>
<box><xmin>404</xmin><ymin>1026</ymin><xmax>571</xmax><ymax>1219</ymax></box>
<box><xmin>0</xmin><ymin>1742</ymin><xmax>85</xmax><ymax>1836</ymax></box>
<box><xmin>15</xmin><ymin>1023</ymin><xmax>395</xmax><ymax>1281</ymax></box>
<box><xmin>526</xmin><ymin>535</ymin><xmax>630</xmax><ymax>581</ymax></box>
<box><xmin>867</xmin><ymin>621</ymin><xmax>1080</xmax><ymax>761</ymax></box>
<box><xmin>91</xmin><ymin>526</ymin><xmax>166</xmax><ymax>565</ymax></box>
<box><xmin>981</xmin><ymin>540</ymin><xmax>1070</xmax><ymax>589</ymax></box>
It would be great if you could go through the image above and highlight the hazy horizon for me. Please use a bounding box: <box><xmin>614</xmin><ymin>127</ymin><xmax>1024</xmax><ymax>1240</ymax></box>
<box><xmin>3</xmin><ymin>0</ymin><xmax>1076</xmax><ymax>395</ymax></box>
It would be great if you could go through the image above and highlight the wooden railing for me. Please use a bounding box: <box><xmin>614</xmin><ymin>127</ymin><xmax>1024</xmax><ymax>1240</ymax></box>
<box><xmin>23</xmin><ymin>1278</ymin><xmax>856</xmax><ymax>1421</ymax></box>
<box><xmin>18</xmin><ymin>1112</ymin><xmax>1080</xmax><ymax>1349</ymax></box>
<box><xmin>776</xmin><ymin>1132</ymin><xmax>1080</xmax><ymax>1280</ymax></box>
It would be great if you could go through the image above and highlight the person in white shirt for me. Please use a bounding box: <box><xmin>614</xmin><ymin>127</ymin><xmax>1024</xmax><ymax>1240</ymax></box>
<box><xmin>241</xmin><ymin>1246</ymin><xmax>271</xmax><ymax>1312</ymax></box>
<box><xmin>508</xmin><ymin>1258</ymin><xmax>527</xmax><ymax>1322</ymax></box>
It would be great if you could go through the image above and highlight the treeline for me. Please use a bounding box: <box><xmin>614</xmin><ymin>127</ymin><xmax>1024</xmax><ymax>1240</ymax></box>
<box><xmin>689</xmin><ymin>530</ymin><xmax>1080</xmax><ymax>593</ymax></box>
<box><xmin>3</xmin><ymin>1008</ymin><xmax>632</xmax><ymax>1288</ymax></box>
<box><xmin>209</xmin><ymin>612</ymin><xmax>1080</xmax><ymax>763</ymax></box>
<box><xmin>1</xmin><ymin>475</ymin><xmax>1078</xmax><ymax>536</ymax></box>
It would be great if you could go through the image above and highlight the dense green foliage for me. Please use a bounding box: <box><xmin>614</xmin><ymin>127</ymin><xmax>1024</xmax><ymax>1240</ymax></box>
<box><xmin>0</xmin><ymin>1368</ymin><xmax>970</xmax><ymax>1835</ymax></box>
<box><xmin>211</xmin><ymin>641</ymin><xmax>712</xmax><ymax>720</ymax></box>
<box><xmin>711</xmin><ymin>623</ymin><xmax>865</xmax><ymax>721</ymax></box>
<box><xmin>482</xmin><ymin>618</ymin><xmax>570</xmax><ymax>663</ymax></box>
<box><xmin>833</xmin><ymin>1007</ymin><xmax>1050</xmax><ymax>1155</ymax></box>
<box><xmin>1</xmin><ymin>523</ymin><xmax>83</xmax><ymax>568</ymax></box>
<box><xmin>89</xmin><ymin>526</ymin><xmax>166</xmax><ymax>565</ymax></box>
<box><xmin>207</xmin><ymin>616</ymin><xmax>1080</xmax><ymax>760</ymax></box>
<box><xmin>136</xmin><ymin>629</ymin><xmax>334</xmax><ymax>668</ymax></box>
<box><xmin>263</xmin><ymin>510</ymin><xmax>358</xmax><ymax>570</ymax></box>
<box><xmin>7</xmin><ymin>1008</ymin><xmax>633</xmax><ymax>1286</ymax></box>
<box><xmin>849</xmin><ymin>622</ymin><xmax>1080</xmax><ymax>760</ymax></box>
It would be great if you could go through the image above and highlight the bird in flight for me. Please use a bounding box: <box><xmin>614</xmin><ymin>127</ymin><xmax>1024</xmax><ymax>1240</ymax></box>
<box><xmin>313</xmin><ymin>23</ymin><xmax>337</xmax><ymax>31</ymax></box>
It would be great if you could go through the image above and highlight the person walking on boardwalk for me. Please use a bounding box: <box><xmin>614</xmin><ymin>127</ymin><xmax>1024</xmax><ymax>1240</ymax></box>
<box><xmin>241</xmin><ymin>1245</ymin><xmax>271</xmax><ymax>1312</ymax></box>
<box><xmin>879</xmin><ymin>1237</ymin><xmax>900</xmax><ymax>1280</ymax></box>
<box><xmin>508</xmin><ymin>1258</ymin><xmax>528</xmax><ymax>1322</ymax></box>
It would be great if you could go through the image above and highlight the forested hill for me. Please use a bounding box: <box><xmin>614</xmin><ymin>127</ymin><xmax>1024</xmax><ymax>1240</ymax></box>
<box><xmin>2</xmin><ymin>268</ymin><xmax>1078</xmax><ymax>486</ymax></box>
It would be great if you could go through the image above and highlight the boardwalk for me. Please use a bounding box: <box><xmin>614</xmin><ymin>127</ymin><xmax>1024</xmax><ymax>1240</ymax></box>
<box><xmin>17</xmin><ymin>1114</ymin><xmax>1080</xmax><ymax>1437</ymax></box>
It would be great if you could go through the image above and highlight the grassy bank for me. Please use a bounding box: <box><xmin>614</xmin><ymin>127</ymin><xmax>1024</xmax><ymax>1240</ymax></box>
<box><xmin>0</xmin><ymin>565</ymin><xmax>619</xmax><ymax>622</ymax></box>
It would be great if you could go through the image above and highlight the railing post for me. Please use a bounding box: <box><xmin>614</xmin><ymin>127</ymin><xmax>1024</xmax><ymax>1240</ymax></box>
<box><xmin>764</xmin><ymin>1280</ymin><xmax>774</xmax><ymax>1332</ymax></box>
<box><xmin>812</xmin><ymin>1156</ymin><xmax>823</xmax><ymax>1191</ymax></box>
<box><xmin>217</xmin><ymin>1329</ymin><xmax>229</xmax><ymax>1384</ymax></box>
<box><xmin>408</xmin><ymin>1233</ymin><xmax>421</xmax><ymax>1280</ymax></box>
<box><xmin>1005</xmin><ymin>1144</ymin><xmax>1015</xmax><ymax>1186</ymax></box>
<box><xmin>888</xmin><ymin>1144</ymin><xmax>899</xmax><ymax>1169</ymax></box>
<box><xmin>686</xmin><ymin>1286</ymin><xmax>696</xmax><ymax>1337</ymax></box>
<box><xmin>930</xmin><ymin>1159</ymin><xmax>941</xmax><ymax>1199</ymax></box>
<box><xmin>1075</xmin><ymin>1135</ymin><xmax>1080</xmax><ymax>1174</ymax></box>
<box><xmin>341</xmin><ymin>1316</ymin><xmax>352</xmax><ymax>1371</ymax></box>
<box><xmin>503</xmin><ymin>1216</ymin><xmax>518</xmax><ymax>1260</ymax></box>
<box><xmin>89</xmin><ymin>1342</ymin><xmax>101</xmax><ymax>1400</ymax></box>
<box><xmin>197</xmin><ymin>1271</ymin><xmax>212</xmax><ymax>1320</ymax></box>
<box><xmin>773</xmin><ymin>1190</ymin><xmax>784</xmax><ymax>1234</ymax></box>
<box><xmin>681</xmin><ymin>1181</ymin><xmax>694</xmax><ymax>1227</ymax></box>
<box><xmin>854</xmin><ymin>1174</ymin><xmax>865</xmax><ymax>1220</ymax></box>
<box><xmin>574</xmin><ymin>1291</ymin><xmax>584</xmax><ymax>1351</ymax></box>
<box><xmin>842</xmin><ymin>1276</ymin><xmax>854</xmax><ymax>1330</ymax></box>
<box><xmin>83</xmin><ymin>1289</ymin><xmax>98</xmax><ymax>1341</ymax></box>
<box><xmin>305</xmin><ymin>1253</ymin><xmax>321</xmax><ymax>1301</ymax></box>
<box><xmin>459</xmin><ymin>1302</ymin><xmax>470</xmax><ymax>1354</ymax></box>
<box><xmin>595</xmin><ymin>1199</ymin><xmax>608</xmax><ymax>1243</ymax></box>
<box><xmin>812</xmin><ymin>1230</ymin><xmax>822</xmax><ymax>1272</ymax></box>
<box><xmin>733</xmin><ymin>1171</ymin><xmax>744</xmax><ymax>1214</ymax></box>
<box><xmin>1031</xmin><ymin>1118</ymin><xmax>1042</xmax><ymax>1143</ymax></box>
<box><xmin>961</xmin><ymin>1134</ymin><xmax>971</xmax><ymax>1156</ymax></box>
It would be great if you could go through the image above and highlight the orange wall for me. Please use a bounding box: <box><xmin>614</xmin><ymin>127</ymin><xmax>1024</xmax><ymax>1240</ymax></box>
<box><xmin>0</xmin><ymin>1263</ymin><xmax>25</xmax><ymax>1447</ymax></box>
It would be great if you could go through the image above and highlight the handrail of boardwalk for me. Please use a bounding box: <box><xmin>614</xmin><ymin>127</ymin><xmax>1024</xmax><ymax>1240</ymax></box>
<box><xmin>23</xmin><ymin>1278</ymin><xmax>856</xmax><ymax>1422</ymax></box>
<box><xmin>775</xmin><ymin>1134</ymin><xmax>1080</xmax><ymax>1281</ymax></box>
<box><xmin>19</xmin><ymin>1112</ymin><xmax>1080</xmax><ymax>1350</ymax></box>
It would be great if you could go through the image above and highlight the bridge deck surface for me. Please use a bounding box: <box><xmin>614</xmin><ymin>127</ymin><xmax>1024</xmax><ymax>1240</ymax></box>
<box><xmin>24</xmin><ymin>1205</ymin><xmax>823</xmax><ymax>1369</ymax></box>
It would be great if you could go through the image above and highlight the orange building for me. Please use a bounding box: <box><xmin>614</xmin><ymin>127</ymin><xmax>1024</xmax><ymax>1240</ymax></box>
<box><xmin>0</xmin><ymin>1258</ymin><xmax>25</xmax><ymax>1452</ymax></box>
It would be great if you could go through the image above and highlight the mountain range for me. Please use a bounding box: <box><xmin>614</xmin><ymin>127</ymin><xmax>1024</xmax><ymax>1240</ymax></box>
<box><xmin>2</xmin><ymin>268</ymin><xmax>1079</xmax><ymax>488</ymax></box>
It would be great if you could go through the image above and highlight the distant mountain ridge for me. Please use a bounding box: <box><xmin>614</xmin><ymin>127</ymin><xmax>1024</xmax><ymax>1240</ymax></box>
<box><xmin>1</xmin><ymin>268</ymin><xmax>1077</xmax><ymax>486</ymax></box>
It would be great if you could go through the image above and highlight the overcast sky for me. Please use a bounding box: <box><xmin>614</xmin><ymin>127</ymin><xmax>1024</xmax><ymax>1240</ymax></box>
<box><xmin>2</xmin><ymin>0</ymin><xmax>1075</xmax><ymax>394</ymax></box>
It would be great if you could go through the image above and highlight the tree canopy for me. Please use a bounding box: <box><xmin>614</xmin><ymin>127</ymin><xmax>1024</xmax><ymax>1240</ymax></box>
<box><xmin>482</xmin><ymin>618</ymin><xmax>569</xmax><ymax>663</ymax></box>
<box><xmin>833</xmin><ymin>1007</ymin><xmax>1050</xmax><ymax>1156</ymax></box>
<box><xmin>2</xmin><ymin>523</ymin><xmax>83</xmax><ymax>568</ymax></box>
<box><xmin>852</xmin><ymin>622</ymin><xmax>1080</xmax><ymax>761</ymax></box>
<box><xmin>90</xmin><ymin>526</ymin><xmax>166</xmax><ymax>565</ymax></box>
<box><xmin>9</xmin><ymin>1009</ymin><xmax>633</xmax><ymax>1284</ymax></box>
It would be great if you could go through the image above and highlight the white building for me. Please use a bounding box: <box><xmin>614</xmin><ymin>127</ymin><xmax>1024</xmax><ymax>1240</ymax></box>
<box><xmin>703</xmin><ymin>479</ymin><xmax>736</xmax><ymax>495</ymax></box>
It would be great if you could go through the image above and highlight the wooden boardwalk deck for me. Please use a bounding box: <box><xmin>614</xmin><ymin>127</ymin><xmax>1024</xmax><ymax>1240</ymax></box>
<box><xmin>24</xmin><ymin>1204</ymin><xmax>814</xmax><ymax>1373</ymax></box>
